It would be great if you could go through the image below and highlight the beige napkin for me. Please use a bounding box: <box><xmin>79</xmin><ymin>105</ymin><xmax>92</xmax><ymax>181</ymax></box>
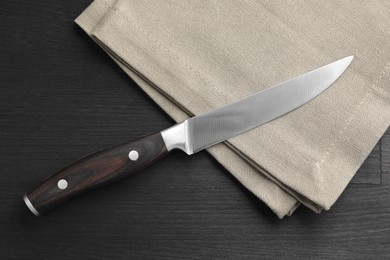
<box><xmin>75</xmin><ymin>0</ymin><xmax>390</xmax><ymax>218</ymax></box>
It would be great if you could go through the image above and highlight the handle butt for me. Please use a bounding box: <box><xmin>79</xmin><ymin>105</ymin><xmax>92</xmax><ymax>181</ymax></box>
<box><xmin>23</xmin><ymin>194</ymin><xmax>41</xmax><ymax>216</ymax></box>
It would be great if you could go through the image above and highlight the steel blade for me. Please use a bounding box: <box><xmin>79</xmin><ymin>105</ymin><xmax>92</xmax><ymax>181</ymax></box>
<box><xmin>161</xmin><ymin>56</ymin><xmax>353</xmax><ymax>154</ymax></box>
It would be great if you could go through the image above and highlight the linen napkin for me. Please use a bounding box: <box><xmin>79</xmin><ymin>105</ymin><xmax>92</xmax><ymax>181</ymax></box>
<box><xmin>75</xmin><ymin>0</ymin><xmax>390</xmax><ymax>218</ymax></box>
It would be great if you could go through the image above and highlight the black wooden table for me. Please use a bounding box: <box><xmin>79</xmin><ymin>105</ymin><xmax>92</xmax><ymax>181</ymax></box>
<box><xmin>1</xmin><ymin>1</ymin><xmax>389</xmax><ymax>259</ymax></box>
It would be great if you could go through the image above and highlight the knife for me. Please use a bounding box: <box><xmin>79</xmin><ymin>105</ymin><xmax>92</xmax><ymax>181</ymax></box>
<box><xmin>23</xmin><ymin>56</ymin><xmax>353</xmax><ymax>216</ymax></box>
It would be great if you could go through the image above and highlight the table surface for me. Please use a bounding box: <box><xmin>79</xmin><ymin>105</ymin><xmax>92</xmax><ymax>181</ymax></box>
<box><xmin>1</xmin><ymin>1</ymin><xmax>389</xmax><ymax>259</ymax></box>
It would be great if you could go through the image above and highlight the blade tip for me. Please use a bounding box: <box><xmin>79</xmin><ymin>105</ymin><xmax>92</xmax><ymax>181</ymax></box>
<box><xmin>335</xmin><ymin>55</ymin><xmax>354</xmax><ymax>73</ymax></box>
<box><xmin>344</xmin><ymin>55</ymin><xmax>354</xmax><ymax>65</ymax></box>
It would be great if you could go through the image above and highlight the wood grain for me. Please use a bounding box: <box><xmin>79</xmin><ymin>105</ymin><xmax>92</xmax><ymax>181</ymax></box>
<box><xmin>26</xmin><ymin>132</ymin><xmax>168</xmax><ymax>214</ymax></box>
<box><xmin>0</xmin><ymin>0</ymin><xmax>389</xmax><ymax>259</ymax></box>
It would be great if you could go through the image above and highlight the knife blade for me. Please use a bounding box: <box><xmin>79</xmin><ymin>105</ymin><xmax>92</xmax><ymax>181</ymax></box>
<box><xmin>24</xmin><ymin>56</ymin><xmax>353</xmax><ymax>215</ymax></box>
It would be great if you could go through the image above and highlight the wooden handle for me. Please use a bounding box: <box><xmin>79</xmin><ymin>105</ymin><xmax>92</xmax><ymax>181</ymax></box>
<box><xmin>24</xmin><ymin>132</ymin><xmax>168</xmax><ymax>215</ymax></box>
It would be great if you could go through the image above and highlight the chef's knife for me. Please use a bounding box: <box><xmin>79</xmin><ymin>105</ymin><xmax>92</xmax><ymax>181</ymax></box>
<box><xmin>24</xmin><ymin>56</ymin><xmax>353</xmax><ymax>215</ymax></box>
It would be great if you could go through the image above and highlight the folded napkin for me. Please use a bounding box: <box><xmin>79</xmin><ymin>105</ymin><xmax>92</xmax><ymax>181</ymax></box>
<box><xmin>76</xmin><ymin>0</ymin><xmax>390</xmax><ymax>218</ymax></box>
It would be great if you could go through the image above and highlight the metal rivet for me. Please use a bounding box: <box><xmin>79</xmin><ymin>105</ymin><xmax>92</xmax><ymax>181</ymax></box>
<box><xmin>57</xmin><ymin>179</ymin><xmax>68</xmax><ymax>190</ymax></box>
<box><xmin>128</xmin><ymin>150</ymin><xmax>139</xmax><ymax>161</ymax></box>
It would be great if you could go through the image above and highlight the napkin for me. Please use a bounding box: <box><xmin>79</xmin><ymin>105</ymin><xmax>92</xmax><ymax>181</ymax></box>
<box><xmin>75</xmin><ymin>0</ymin><xmax>390</xmax><ymax>218</ymax></box>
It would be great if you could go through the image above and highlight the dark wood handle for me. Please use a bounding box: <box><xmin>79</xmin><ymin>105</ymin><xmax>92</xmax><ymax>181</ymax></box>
<box><xmin>24</xmin><ymin>132</ymin><xmax>168</xmax><ymax>215</ymax></box>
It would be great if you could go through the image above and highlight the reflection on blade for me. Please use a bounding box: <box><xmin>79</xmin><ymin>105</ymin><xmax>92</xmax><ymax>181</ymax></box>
<box><xmin>187</xmin><ymin>56</ymin><xmax>353</xmax><ymax>153</ymax></box>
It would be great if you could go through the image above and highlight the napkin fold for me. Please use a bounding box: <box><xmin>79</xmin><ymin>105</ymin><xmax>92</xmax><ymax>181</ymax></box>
<box><xmin>75</xmin><ymin>0</ymin><xmax>390</xmax><ymax>218</ymax></box>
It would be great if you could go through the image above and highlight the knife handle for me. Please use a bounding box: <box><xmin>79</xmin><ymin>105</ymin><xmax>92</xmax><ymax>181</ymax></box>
<box><xmin>23</xmin><ymin>132</ymin><xmax>168</xmax><ymax>216</ymax></box>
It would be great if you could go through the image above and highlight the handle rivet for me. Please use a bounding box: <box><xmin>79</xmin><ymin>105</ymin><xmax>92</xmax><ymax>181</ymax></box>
<box><xmin>128</xmin><ymin>150</ymin><xmax>139</xmax><ymax>161</ymax></box>
<box><xmin>57</xmin><ymin>179</ymin><xmax>68</xmax><ymax>190</ymax></box>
